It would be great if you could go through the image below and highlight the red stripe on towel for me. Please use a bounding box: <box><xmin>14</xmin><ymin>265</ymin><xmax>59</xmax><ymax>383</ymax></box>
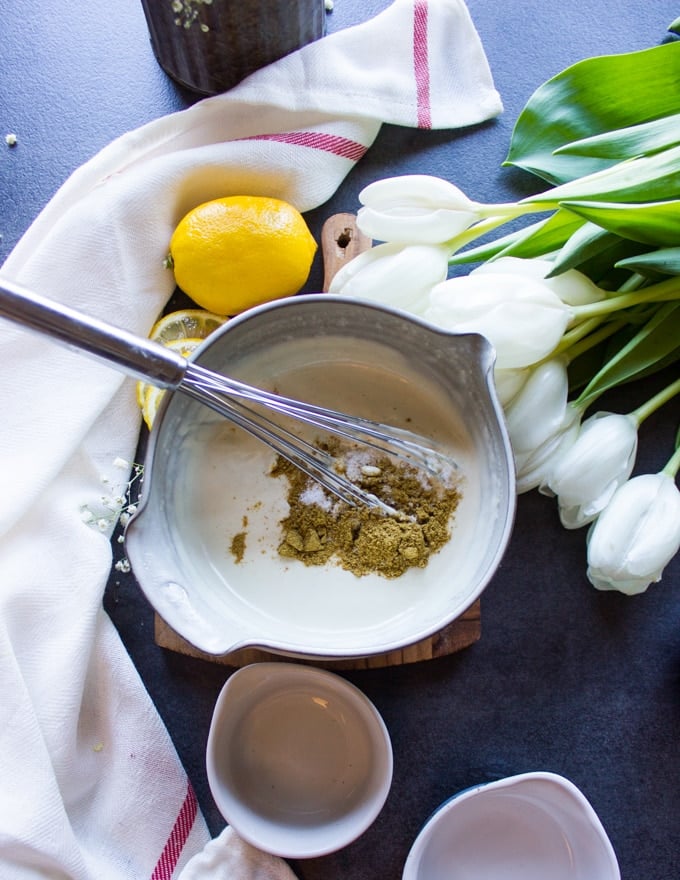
<box><xmin>150</xmin><ymin>781</ymin><xmax>198</xmax><ymax>880</ymax></box>
<box><xmin>413</xmin><ymin>0</ymin><xmax>432</xmax><ymax>128</ymax></box>
<box><xmin>247</xmin><ymin>131</ymin><xmax>368</xmax><ymax>160</ymax></box>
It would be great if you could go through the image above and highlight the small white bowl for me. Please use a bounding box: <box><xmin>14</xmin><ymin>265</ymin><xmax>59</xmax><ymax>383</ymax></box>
<box><xmin>206</xmin><ymin>662</ymin><xmax>393</xmax><ymax>858</ymax></box>
<box><xmin>403</xmin><ymin>772</ymin><xmax>620</xmax><ymax>880</ymax></box>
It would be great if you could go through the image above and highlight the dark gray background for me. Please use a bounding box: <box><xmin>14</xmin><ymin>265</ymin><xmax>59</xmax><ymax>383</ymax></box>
<box><xmin>2</xmin><ymin>2</ymin><xmax>679</xmax><ymax>878</ymax></box>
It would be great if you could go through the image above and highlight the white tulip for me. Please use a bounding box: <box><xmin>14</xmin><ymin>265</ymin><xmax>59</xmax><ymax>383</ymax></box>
<box><xmin>586</xmin><ymin>472</ymin><xmax>680</xmax><ymax>595</ymax></box>
<box><xmin>424</xmin><ymin>274</ymin><xmax>571</xmax><ymax>369</ymax></box>
<box><xmin>513</xmin><ymin>407</ymin><xmax>581</xmax><ymax>494</ymax></box>
<box><xmin>493</xmin><ymin>366</ymin><xmax>530</xmax><ymax>408</ymax></box>
<box><xmin>356</xmin><ymin>174</ymin><xmax>480</xmax><ymax>244</ymax></box>
<box><xmin>502</xmin><ymin>358</ymin><xmax>581</xmax><ymax>493</ymax></box>
<box><xmin>545</xmin><ymin>412</ymin><xmax>638</xmax><ymax>529</ymax></box>
<box><xmin>328</xmin><ymin>241</ymin><xmax>449</xmax><ymax>315</ymax></box>
<box><xmin>472</xmin><ymin>256</ymin><xmax>605</xmax><ymax>305</ymax></box>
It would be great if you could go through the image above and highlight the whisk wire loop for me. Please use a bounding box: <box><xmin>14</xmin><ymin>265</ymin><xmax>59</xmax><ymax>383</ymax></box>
<box><xmin>185</xmin><ymin>362</ymin><xmax>456</xmax><ymax>479</ymax></box>
<box><xmin>181</xmin><ymin>377</ymin><xmax>404</xmax><ymax>517</ymax></box>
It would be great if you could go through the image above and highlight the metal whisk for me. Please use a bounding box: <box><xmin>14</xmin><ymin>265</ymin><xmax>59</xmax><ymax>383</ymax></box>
<box><xmin>0</xmin><ymin>279</ymin><xmax>456</xmax><ymax>517</ymax></box>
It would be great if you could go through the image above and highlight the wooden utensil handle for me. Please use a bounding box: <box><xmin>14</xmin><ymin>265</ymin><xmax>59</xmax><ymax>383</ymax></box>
<box><xmin>321</xmin><ymin>213</ymin><xmax>372</xmax><ymax>291</ymax></box>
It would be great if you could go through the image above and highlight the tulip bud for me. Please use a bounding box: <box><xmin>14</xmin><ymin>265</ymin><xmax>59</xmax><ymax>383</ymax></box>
<box><xmin>513</xmin><ymin>409</ymin><xmax>581</xmax><ymax>494</ymax></box>
<box><xmin>501</xmin><ymin>358</ymin><xmax>581</xmax><ymax>493</ymax></box>
<box><xmin>356</xmin><ymin>174</ymin><xmax>480</xmax><ymax>244</ymax></box>
<box><xmin>586</xmin><ymin>472</ymin><xmax>680</xmax><ymax>595</ymax></box>
<box><xmin>425</xmin><ymin>275</ymin><xmax>571</xmax><ymax>369</ymax></box>
<box><xmin>328</xmin><ymin>241</ymin><xmax>449</xmax><ymax>315</ymax></box>
<box><xmin>546</xmin><ymin>412</ymin><xmax>638</xmax><ymax>528</ymax></box>
<box><xmin>472</xmin><ymin>256</ymin><xmax>604</xmax><ymax>305</ymax></box>
<box><xmin>493</xmin><ymin>366</ymin><xmax>530</xmax><ymax>408</ymax></box>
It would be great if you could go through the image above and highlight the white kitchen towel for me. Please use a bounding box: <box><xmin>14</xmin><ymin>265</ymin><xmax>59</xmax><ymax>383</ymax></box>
<box><xmin>0</xmin><ymin>1</ymin><xmax>501</xmax><ymax>878</ymax></box>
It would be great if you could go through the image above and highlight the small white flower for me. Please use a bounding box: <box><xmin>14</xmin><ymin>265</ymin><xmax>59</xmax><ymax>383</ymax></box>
<box><xmin>113</xmin><ymin>457</ymin><xmax>130</xmax><ymax>470</ymax></box>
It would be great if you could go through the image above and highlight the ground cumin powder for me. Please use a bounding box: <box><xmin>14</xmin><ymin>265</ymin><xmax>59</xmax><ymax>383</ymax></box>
<box><xmin>270</xmin><ymin>441</ymin><xmax>460</xmax><ymax>578</ymax></box>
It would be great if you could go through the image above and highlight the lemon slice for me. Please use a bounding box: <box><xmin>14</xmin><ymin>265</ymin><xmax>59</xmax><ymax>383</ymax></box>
<box><xmin>149</xmin><ymin>308</ymin><xmax>226</xmax><ymax>344</ymax></box>
<box><xmin>137</xmin><ymin>336</ymin><xmax>206</xmax><ymax>430</ymax></box>
<box><xmin>141</xmin><ymin>385</ymin><xmax>167</xmax><ymax>431</ymax></box>
<box><xmin>136</xmin><ymin>309</ymin><xmax>227</xmax><ymax>429</ymax></box>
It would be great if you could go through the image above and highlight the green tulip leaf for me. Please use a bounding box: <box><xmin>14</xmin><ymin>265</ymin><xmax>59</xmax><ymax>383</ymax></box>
<box><xmin>558</xmin><ymin>199</ymin><xmax>680</xmax><ymax>247</ymax></box>
<box><xmin>575</xmin><ymin>301</ymin><xmax>680</xmax><ymax>408</ymax></box>
<box><xmin>616</xmin><ymin>247</ymin><xmax>680</xmax><ymax>276</ymax></box>
<box><xmin>549</xmin><ymin>222</ymin><xmax>621</xmax><ymax>275</ymax></box>
<box><xmin>504</xmin><ymin>43</ymin><xmax>680</xmax><ymax>185</ymax></box>
<box><xmin>670</xmin><ymin>16</ymin><xmax>680</xmax><ymax>35</ymax></box>
<box><xmin>491</xmin><ymin>209</ymin><xmax>584</xmax><ymax>261</ymax></box>
<box><xmin>526</xmin><ymin>144</ymin><xmax>680</xmax><ymax>205</ymax></box>
<box><xmin>448</xmin><ymin>223</ymin><xmax>532</xmax><ymax>265</ymax></box>
<box><xmin>554</xmin><ymin>113</ymin><xmax>680</xmax><ymax>160</ymax></box>
<box><xmin>449</xmin><ymin>211</ymin><xmax>582</xmax><ymax>265</ymax></box>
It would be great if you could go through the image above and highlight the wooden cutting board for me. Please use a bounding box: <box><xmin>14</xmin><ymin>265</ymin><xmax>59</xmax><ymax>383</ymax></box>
<box><xmin>154</xmin><ymin>213</ymin><xmax>481</xmax><ymax>668</ymax></box>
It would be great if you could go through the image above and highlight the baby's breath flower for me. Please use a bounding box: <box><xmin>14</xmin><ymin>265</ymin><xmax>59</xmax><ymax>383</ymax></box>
<box><xmin>81</xmin><ymin>460</ymin><xmax>144</xmax><ymax>532</ymax></box>
<box><xmin>114</xmin><ymin>559</ymin><xmax>131</xmax><ymax>574</ymax></box>
<box><xmin>5</xmin><ymin>133</ymin><xmax>17</xmax><ymax>147</ymax></box>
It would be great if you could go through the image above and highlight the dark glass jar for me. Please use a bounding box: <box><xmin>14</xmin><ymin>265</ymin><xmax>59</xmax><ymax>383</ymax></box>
<box><xmin>140</xmin><ymin>0</ymin><xmax>327</xmax><ymax>96</ymax></box>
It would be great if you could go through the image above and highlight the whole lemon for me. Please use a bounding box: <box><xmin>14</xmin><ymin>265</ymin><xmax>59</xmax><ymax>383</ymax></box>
<box><xmin>169</xmin><ymin>195</ymin><xmax>317</xmax><ymax>315</ymax></box>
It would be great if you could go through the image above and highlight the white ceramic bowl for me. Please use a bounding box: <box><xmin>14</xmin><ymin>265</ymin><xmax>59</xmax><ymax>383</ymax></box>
<box><xmin>125</xmin><ymin>295</ymin><xmax>515</xmax><ymax>658</ymax></box>
<box><xmin>206</xmin><ymin>662</ymin><xmax>393</xmax><ymax>858</ymax></box>
<box><xmin>402</xmin><ymin>772</ymin><xmax>620</xmax><ymax>880</ymax></box>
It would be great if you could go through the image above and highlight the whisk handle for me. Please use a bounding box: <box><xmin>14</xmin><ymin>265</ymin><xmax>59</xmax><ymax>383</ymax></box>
<box><xmin>0</xmin><ymin>278</ymin><xmax>186</xmax><ymax>388</ymax></box>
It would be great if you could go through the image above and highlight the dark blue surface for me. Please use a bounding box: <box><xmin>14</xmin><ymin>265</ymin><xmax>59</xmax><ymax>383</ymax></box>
<box><xmin>2</xmin><ymin>2</ymin><xmax>679</xmax><ymax>878</ymax></box>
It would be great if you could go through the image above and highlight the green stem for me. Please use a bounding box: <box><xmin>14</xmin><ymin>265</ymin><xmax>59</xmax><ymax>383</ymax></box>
<box><xmin>446</xmin><ymin>215</ymin><xmax>515</xmax><ymax>254</ymax></box>
<box><xmin>617</xmin><ymin>272</ymin><xmax>646</xmax><ymax>294</ymax></box>
<box><xmin>571</xmin><ymin>275</ymin><xmax>680</xmax><ymax>323</ymax></box>
<box><xmin>631</xmin><ymin>376</ymin><xmax>680</xmax><ymax>426</ymax></box>
<box><xmin>552</xmin><ymin>317</ymin><xmax>604</xmax><ymax>357</ymax></box>
<box><xmin>446</xmin><ymin>200</ymin><xmax>558</xmax><ymax>254</ymax></box>
<box><xmin>558</xmin><ymin>318</ymin><xmax>624</xmax><ymax>362</ymax></box>
<box><xmin>662</xmin><ymin>442</ymin><xmax>680</xmax><ymax>479</ymax></box>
